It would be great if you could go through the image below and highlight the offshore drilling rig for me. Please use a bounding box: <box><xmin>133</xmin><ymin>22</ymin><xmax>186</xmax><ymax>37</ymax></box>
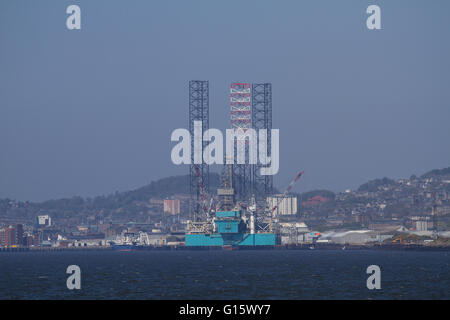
<box><xmin>185</xmin><ymin>159</ymin><xmax>277</xmax><ymax>247</ymax></box>
<box><xmin>185</xmin><ymin>81</ymin><xmax>301</xmax><ymax>247</ymax></box>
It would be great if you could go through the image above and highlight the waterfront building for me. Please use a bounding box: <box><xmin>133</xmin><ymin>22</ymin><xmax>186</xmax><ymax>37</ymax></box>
<box><xmin>267</xmin><ymin>195</ymin><xmax>297</xmax><ymax>216</ymax></box>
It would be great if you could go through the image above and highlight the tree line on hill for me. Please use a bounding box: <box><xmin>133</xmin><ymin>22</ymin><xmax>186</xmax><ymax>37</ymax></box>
<box><xmin>0</xmin><ymin>167</ymin><xmax>449</xmax><ymax>220</ymax></box>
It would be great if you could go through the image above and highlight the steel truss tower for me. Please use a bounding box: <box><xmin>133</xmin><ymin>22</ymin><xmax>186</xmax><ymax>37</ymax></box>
<box><xmin>230</xmin><ymin>83</ymin><xmax>253</xmax><ymax>202</ymax></box>
<box><xmin>252</xmin><ymin>83</ymin><xmax>273</xmax><ymax>211</ymax></box>
<box><xmin>189</xmin><ymin>80</ymin><xmax>209</xmax><ymax>220</ymax></box>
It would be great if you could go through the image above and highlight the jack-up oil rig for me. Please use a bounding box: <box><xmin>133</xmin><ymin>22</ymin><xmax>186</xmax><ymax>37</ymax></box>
<box><xmin>184</xmin><ymin>81</ymin><xmax>303</xmax><ymax>248</ymax></box>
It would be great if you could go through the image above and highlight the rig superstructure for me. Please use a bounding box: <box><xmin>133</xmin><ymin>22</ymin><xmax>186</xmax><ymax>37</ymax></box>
<box><xmin>185</xmin><ymin>81</ymin><xmax>286</xmax><ymax>248</ymax></box>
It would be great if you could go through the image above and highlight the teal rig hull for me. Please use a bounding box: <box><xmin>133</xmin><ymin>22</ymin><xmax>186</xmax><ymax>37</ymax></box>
<box><xmin>185</xmin><ymin>232</ymin><xmax>276</xmax><ymax>247</ymax></box>
<box><xmin>185</xmin><ymin>210</ymin><xmax>277</xmax><ymax>248</ymax></box>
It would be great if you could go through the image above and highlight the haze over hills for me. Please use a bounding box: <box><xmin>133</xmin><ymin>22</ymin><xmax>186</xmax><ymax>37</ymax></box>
<box><xmin>0</xmin><ymin>167</ymin><xmax>449</xmax><ymax>224</ymax></box>
<box><xmin>0</xmin><ymin>172</ymin><xmax>276</xmax><ymax>221</ymax></box>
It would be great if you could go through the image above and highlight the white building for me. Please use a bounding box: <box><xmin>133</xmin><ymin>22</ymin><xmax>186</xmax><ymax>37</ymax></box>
<box><xmin>416</xmin><ymin>220</ymin><xmax>428</xmax><ymax>231</ymax></box>
<box><xmin>267</xmin><ymin>195</ymin><xmax>297</xmax><ymax>216</ymax></box>
<box><xmin>164</xmin><ymin>199</ymin><xmax>181</xmax><ymax>215</ymax></box>
<box><xmin>37</xmin><ymin>215</ymin><xmax>52</xmax><ymax>227</ymax></box>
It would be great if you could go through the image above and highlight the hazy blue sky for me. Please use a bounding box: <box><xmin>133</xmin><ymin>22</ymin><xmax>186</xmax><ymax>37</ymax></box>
<box><xmin>1</xmin><ymin>0</ymin><xmax>449</xmax><ymax>201</ymax></box>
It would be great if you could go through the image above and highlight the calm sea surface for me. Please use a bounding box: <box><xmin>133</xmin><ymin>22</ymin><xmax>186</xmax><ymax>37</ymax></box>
<box><xmin>0</xmin><ymin>250</ymin><xmax>449</xmax><ymax>299</ymax></box>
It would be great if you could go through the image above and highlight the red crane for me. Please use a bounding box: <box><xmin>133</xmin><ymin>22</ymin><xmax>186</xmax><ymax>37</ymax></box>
<box><xmin>271</xmin><ymin>171</ymin><xmax>305</xmax><ymax>214</ymax></box>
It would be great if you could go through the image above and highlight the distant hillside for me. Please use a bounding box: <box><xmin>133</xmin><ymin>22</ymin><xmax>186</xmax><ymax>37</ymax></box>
<box><xmin>0</xmin><ymin>172</ymin><xmax>269</xmax><ymax>219</ymax></box>
<box><xmin>297</xmin><ymin>190</ymin><xmax>336</xmax><ymax>202</ymax></box>
<box><xmin>358</xmin><ymin>177</ymin><xmax>396</xmax><ymax>192</ymax></box>
<box><xmin>421</xmin><ymin>167</ymin><xmax>450</xmax><ymax>179</ymax></box>
<box><xmin>1</xmin><ymin>166</ymin><xmax>448</xmax><ymax>220</ymax></box>
<box><xmin>117</xmin><ymin>173</ymin><xmax>221</xmax><ymax>201</ymax></box>
<box><xmin>37</xmin><ymin>173</ymin><xmax>221</xmax><ymax>212</ymax></box>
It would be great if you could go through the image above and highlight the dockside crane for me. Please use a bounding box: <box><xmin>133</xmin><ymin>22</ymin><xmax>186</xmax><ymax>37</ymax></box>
<box><xmin>252</xmin><ymin>170</ymin><xmax>305</xmax><ymax>233</ymax></box>
<box><xmin>270</xmin><ymin>170</ymin><xmax>305</xmax><ymax>216</ymax></box>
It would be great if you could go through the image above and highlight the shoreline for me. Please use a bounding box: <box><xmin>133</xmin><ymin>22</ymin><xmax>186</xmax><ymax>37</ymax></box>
<box><xmin>1</xmin><ymin>243</ymin><xmax>450</xmax><ymax>252</ymax></box>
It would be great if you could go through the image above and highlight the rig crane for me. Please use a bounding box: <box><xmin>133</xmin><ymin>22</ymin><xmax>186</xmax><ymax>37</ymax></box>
<box><xmin>270</xmin><ymin>170</ymin><xmax>305</xmax><ymax>216</ymax></box>
<box><xmin>193</xmin><ymin>164</ymin><xmax>212</xmax><ymax>219</ymax></box>
<box><xmin>252</xmin><ymin>170</ymin><xmax>305</xmax><ymax>233</ymax></box>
